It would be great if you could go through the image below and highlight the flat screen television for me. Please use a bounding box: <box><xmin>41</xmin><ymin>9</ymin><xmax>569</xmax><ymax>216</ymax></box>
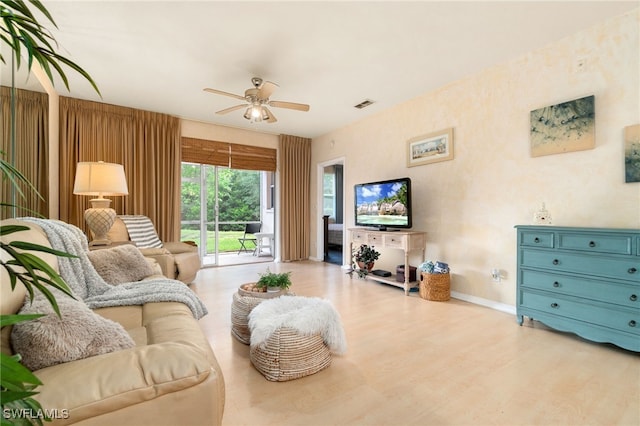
<box><xmin>354</xmin><ymin>177</ymin><xmax>412</xmax><ymax>230</ymax></box>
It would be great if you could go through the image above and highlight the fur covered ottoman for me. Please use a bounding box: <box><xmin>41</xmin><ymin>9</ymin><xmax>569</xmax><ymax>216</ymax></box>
<box><xmin>248</xmin><ymin>296</ymin><xmax>346</xmax><ymax>381</ymax></box>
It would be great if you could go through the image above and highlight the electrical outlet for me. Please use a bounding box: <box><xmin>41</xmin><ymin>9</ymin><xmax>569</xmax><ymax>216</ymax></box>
<box><xmin>575</xmin><ymin>58</ymin><xmax>588</xmax><ymax>74</ymax></box>
<box><xmin>491</xmin><ymin>268</ymin><xmax>501</xmax><ymax>283</ymax></box>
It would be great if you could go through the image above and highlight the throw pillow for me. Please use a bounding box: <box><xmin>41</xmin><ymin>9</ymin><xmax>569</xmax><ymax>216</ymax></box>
<box><xmin>118</xmin><ymin>215</ymin><xmax>163</xmax><ymax>248</ymax></box>
<box><xmin>11</xmin><ymin>295</ymin><xmax>135</xmax><ymax>371</ymax></box>
<box><xmin>88</xmin><ymin>244</ymin><xmax>155</xmax><ymax>285</ymax></box>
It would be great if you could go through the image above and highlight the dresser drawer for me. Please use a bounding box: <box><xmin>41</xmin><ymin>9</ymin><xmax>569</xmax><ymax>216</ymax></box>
<box><xmin>520</xmin><ymin>231</ymin><xmax>554</xmax><ymax>248</ymax></box>
<box><xmin>384</xmin><ymin>234</ymin><xmax>407</xmax><ymax>249</ymax></box>
<box><xmin>520</xmin><ymin>269</ymin><xmax>639</xmax><ymax>309</ymax></box>
<box><xmin>520</xmin><ymin>291</ymin><xmax>640</xmax><ymax>336</ymax></box>
<box><xmin>351</xmin><ymin>231</ymin><xmax>384</xmax><ymax>246</ymax></box>
<box><xmin>367</xmin><ymin>233</ymin><xmax>383</xmax><ymax>245</ymax></box>
<box><xmin>520</xmin><ymin>249</ymin><xmax>640</xmax><ymax>282</ymax></box>
<box><xmin>351</xmin><ymin>231</ymin><xmax>368</xmax><ymax>244</ymax></box>
<box><xmin>558</xmin><ymin>232</ymin><xmax>632</xmax><ymax>255</ymax></box>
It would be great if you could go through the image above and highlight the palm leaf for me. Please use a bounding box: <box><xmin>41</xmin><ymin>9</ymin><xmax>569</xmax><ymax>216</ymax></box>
<box><xmin>0</xmin><ymin>314</ymin><xmax>44</xmax><ymax>327</ymax></box>
<box><xmin>0</xmin><ymin>154</ymin><xmax>43</xmax><ymax>202</ymax></box>
<box><xmin>0</xmin><ymin>0</ymin><xmax>101</xmax><ymax>95</ymax></box>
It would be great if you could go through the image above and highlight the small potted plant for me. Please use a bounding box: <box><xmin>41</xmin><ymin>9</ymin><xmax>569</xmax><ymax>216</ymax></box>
<box><xmin>256</xmin><ymin>268</ymin><xmax>292</xmax><ymax>292</ymax></box>
<box><xmin>352</xmin><ymin>244</ymin><xmax>381</xmax><ymax>275</ymax></box>
<box><xmin>239</xmin><ymin>268</ymin><xmax>292</xmax><ymax>295</ymax></box>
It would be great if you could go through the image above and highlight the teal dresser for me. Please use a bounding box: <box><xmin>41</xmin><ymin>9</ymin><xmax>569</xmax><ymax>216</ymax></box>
<box><xmin>515</xmin><ymin>226</ymin><xmax>639</xmax><ymax>352</ymax></box>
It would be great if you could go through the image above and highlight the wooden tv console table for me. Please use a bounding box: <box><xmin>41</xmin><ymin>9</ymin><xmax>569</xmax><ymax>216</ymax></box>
<box><xmin>348</xmin><ymin>228</ymin><xmax>426</xmax><ymax>295</ymax></box>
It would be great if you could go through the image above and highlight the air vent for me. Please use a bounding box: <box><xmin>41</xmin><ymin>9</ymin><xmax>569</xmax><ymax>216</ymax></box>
<box><xmin>354</xmin><ymin>99</ymin><xmax>375</xmax><ymax>109</ymax></box>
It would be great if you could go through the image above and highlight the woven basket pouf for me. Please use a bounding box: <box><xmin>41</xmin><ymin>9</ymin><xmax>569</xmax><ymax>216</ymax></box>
<box><xmin>249</xmin><ymin>326</ymin><xmax>332</xmax><ymax>381</ymax></box>
<box><xmin>231</xmin><ymin>285</ymin><xmax>292</xmax><ymax>344</ymax></box>
<box><xmin>248</xmin><ymin>296</ymin><xmax>346</xmax><ymax>382</ymax></box>
<box><xmin>231</xmin><ymin>292</ymin><xmax>265</xmax><ymax>344</ymax></box>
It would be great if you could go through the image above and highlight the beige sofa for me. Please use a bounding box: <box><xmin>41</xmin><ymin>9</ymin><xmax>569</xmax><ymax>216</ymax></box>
<box><xmin>107</xmin><ymin>217</ymin><xmax>201</xmax><ymax>284</ymax></box>
<box><xmin>0</xmin><ymin>219</ymin><xmax>225</xmax><ymax>425</ymax></box>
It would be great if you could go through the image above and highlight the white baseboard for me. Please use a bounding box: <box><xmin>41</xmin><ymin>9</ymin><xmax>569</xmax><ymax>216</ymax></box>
<box><xmin>450</xmin><ymin>291</ymin><xmax>516</xmax><ymax>316</ymax></box>
<box><xmin>308</xmin><ymin>259</ymin><xmax>516</xmax><ymax>315</ymax></box>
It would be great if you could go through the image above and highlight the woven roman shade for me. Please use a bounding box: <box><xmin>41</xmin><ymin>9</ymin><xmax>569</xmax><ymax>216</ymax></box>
<box><xmin>182</xmin><ymin>137</ymin><xmax>276</xmax><ymax>172</ymax></box>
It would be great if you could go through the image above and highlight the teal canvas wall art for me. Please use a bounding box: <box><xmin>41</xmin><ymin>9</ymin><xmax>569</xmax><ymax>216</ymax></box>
<box><xmin>624</xmin><ymin>124</ymin><xmax>640</xmax><ymax>183</ymax></box>
<box><xmin>530</xmin><ymin>95</ymin><xmax>595</xmax><ymax>157</ymax></box>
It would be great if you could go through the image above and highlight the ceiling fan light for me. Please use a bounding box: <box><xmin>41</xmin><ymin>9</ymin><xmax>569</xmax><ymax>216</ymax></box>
<box><xmin>261</xmin><ymin>109</ymin><xmax>270</xmax><ymax>121</ymax></box>
<box><xmin>251</xmin><ymin>106</ymin><xmax>262</xmax><ymax>119</ymax></box>
<box><xmin>243</xmin><ymin>107</ymin><xmax>252</xmax><ymax>120</ymax></box>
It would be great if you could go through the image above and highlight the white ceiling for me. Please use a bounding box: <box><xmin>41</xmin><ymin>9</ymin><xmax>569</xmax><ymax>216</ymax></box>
<box><xmin>2</xmin><ymin>1</ymin><xmax>637</xmax><ymax>139</ymax></box>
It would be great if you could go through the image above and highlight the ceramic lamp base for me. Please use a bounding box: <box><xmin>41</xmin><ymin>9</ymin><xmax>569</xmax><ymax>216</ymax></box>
<box><xmin>85</xmin><ymin>207</ymin><xmax>116</xmax><ymax>246</ymax></box>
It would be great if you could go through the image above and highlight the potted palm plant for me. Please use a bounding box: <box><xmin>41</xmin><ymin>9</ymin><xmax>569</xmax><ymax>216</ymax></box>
<box><xmin>1</xmin><ymin>1</ymin><xmax>99</xmax><ymax>422</ymax></box>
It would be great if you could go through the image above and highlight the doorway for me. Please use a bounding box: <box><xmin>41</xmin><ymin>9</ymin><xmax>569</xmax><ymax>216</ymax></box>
<box><xmin>319</xmin><ymin>160</ymin><xmax>345</xmax><ymax>266</ymax></box>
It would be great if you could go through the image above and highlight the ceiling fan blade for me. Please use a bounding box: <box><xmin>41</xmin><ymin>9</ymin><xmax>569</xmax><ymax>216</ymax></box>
<box><xmin>263</xmin><ymin>106</ymin><xmax>278</xmax><ymax>123</ymax></box>
<box><xmin>269</xmin><ymin>100</ymin><xmax>310</xmax><ymax>112</ymax></box>
<box><xmin>257</xmin><ymin>81</ymin><xmax>278</xmax><ymax>99</ymax></box>
<box><xmin>216</xmin><ymin>104</ymin><xmax>247</xmax><ymax>115</ymax></box>
<box><xmin>203</xmin><ymin>88</ymin><xmax>246</xmax><ymax>101</ymax></box>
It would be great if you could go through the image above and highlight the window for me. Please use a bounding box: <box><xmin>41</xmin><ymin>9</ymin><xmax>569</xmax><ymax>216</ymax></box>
<box><xmin>323</xmin><ymin>171</ymin><xmax>335</xmax><ymax>217</ymax></box>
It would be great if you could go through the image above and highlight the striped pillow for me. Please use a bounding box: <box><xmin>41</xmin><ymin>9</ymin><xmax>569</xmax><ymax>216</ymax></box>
<box><xmin>118</xmin><ymin>215</ymin><xmax>163</xmax><ymax>248</ymax></box>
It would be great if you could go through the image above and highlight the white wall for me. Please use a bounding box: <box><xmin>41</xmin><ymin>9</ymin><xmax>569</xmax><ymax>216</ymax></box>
<box><xmin>310</xmin><ymin>10</ymin><xmax>640</xmax><ymax>306</ymax></box>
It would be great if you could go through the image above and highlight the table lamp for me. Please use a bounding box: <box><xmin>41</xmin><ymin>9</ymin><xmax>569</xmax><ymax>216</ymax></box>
<box><xmin>73</xmin><ymin>161</ymin><xmax>129</xmax><ymax>246</ymax></box>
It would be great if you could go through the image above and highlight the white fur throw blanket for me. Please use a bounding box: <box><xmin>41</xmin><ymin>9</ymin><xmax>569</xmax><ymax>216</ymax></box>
<box><xmin>248</xmin><ymin>296</ymin><xmax>347</xmax><ymax>354</ymax></box>
<box><xmin>22</xmin><ymin>218</ymin><xmax>207</xmax><ymax>319</ymax></box>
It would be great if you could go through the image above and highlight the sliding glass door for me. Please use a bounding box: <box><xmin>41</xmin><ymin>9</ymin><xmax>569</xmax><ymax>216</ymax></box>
<box><xmin>181</xmin><ymin>162</ymin><xmax>271</xmax><ymax>266</ymax></box>
<box><xmin>181</xmin><ymin>163</ymin><xmax>215</xmax><ymax>264</ymax></box>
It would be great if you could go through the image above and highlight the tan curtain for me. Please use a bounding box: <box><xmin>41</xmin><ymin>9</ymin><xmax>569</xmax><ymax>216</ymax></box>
<box><xmin>1</xmin><ymin>86</ymin><xmax>49</xmax><ymax>219</ymax></box>
<box><xmin>58</xmin><ymin>97</ymin><xmax>181</xmax><ymax>241</ymax></box>
<box><xmin>278</xmin><ymin>134</ymin><xmax>311</xmax><ymax>261</ymax></box>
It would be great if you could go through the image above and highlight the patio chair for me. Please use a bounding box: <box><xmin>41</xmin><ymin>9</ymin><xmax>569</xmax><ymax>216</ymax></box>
<box><xmin>238</xmin><ymin>223</ymin><xmax>261</xmax><ymax>254</ymax></box>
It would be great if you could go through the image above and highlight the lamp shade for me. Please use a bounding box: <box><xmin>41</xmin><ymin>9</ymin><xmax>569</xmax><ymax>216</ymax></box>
<box><xmin>73</xmin><ymin>161</ymin><xmax>129</xmax><ymax>196</ymax></box>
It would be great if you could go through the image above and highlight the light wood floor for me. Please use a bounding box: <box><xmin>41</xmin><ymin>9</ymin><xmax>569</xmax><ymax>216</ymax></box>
<box><xmin>191</xmin><ymin>261</ymin><xmax>639</xmax><ymax>426</ymax></box>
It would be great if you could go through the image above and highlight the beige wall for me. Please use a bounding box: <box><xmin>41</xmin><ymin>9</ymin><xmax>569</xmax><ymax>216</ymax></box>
<box><xmin>30</xmin><ymin>62</ymin><xmax>60</xmax><ymax>219</ymax></box>
<box><xmin>181</xmin><ymin>119</ymin><xmax>279</xmax><ymax>149</ymax></box>
<box><xmin>310</xmin><ymin>10</ymin><xmax>640</xmax><ymax>307</ymax></box>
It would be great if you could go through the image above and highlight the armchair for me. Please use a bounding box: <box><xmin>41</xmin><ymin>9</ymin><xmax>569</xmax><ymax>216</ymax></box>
<box><xmin>107</xmin><ymin>215</ymin><xmax>201</xmax><ymax>284</ymax></box>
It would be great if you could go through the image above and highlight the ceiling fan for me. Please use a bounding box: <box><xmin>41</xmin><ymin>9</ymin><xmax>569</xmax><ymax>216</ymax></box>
<box><xmin>204</xmin><ymin>77</ymin><xmax>310</xmax><ymax>123</ymax></box>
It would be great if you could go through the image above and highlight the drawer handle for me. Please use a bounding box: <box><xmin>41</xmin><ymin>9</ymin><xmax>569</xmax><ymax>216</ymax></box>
<box><xmin>629</xmin><ymin>320</ymin><xmax>637</xmax><ymax>328</ymax></box>
<box><xmin>534</xmin><ymin>237</ymin><xmax>540</xmax><ymax>243</ymax></box>
<box><xmin>629</xmin><ymin>268</ymin><xmax>638</xmax><ymax>274</ymax></box>
<box><xmin>552</xmin><ymin>259</ymin><xmax>559</xmax><ymax>265</ymax></box>
<box><xmin>588</xmin><ymin>241</ymin><xmax>596</xmax><ymax>247</ymax></box>
<box><xmin>550</xmin><ymin>303</ymin><xmax>559</xmax><ymax>308</ymax></box>
<box><xmin>553</xmin><ymin>281</ymin><xmax>560</xmax><ymax>288</ymax></box>
<box><xmin>630</xmin><ymin>294</ymin><xmax>638</xmax><ymax>302</ymax></box>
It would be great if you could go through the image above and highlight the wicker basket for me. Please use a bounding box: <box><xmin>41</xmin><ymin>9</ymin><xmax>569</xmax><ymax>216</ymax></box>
<box><xmin>250</xmin><ymin>326</ymin><xmax>332</xmax><ymax>381</ymax></box>
<box><xmin>238</xmin><ymin>283</ymin><xmax>286</xmax><ymax>298</ymax></box>
<box><xmin>419</xmin><ymin>272</ymin><xmax>450</xmax><ymax>301</ymax></box>
<box><xmin>231</xmin><ymin>285</ymin><xmax>291</xmax><ymax>344</ymax></box>
<box><xmin>231</xmin><ymin>292</ymin><xmax>266</xmax><ymax>344</ymax></box>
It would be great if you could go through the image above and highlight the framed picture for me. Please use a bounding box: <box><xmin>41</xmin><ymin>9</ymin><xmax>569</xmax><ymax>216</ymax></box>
<box><xmin>407</xmin><ymin>128</ymin><xmax>454</xmax><ymax>167</ymax></box>
<box><xmin>624</xmin><ymin>124</ymin><xmax>640</xmax><ymax>183</ymax></box>
<box><xmin>530</xmin><ymin>95</ymin><xmax>595</xmax><ymax>157</ymax></box>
